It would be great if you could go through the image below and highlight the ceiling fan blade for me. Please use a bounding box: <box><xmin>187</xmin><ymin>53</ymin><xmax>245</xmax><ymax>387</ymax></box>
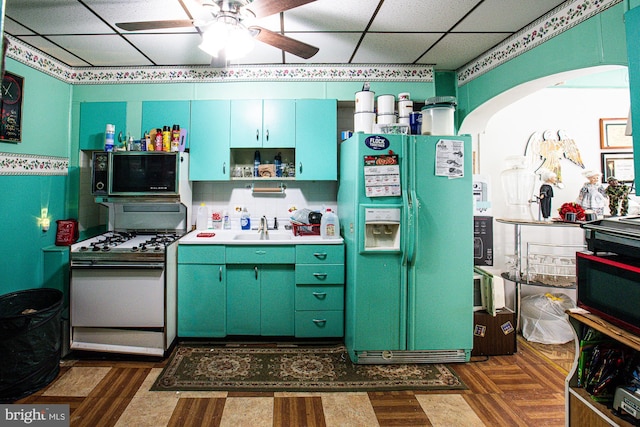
<box><xmin>251</xmin><ymin>26</ymin><xmax>318</xmax><ymax>59</ymax></box>
<box><xmin>116</xmin><ymin>20</ymin><xmax>195</xmax><ymax>31</ymax></box>
<box><xmin>244</xmin><ymin>0</ymin><xmax>317</xmax><ymax>19</ymax></box>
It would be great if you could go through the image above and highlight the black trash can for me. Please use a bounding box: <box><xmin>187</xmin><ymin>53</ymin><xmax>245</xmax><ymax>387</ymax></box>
<box><xmin>0</xmin><ymin>288</ymin><xmax>63</xmax><ymax>402</ymax></box>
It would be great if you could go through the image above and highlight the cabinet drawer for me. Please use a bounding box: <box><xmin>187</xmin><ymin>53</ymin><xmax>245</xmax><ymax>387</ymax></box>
<box><xmin>295</xmin><ymin>310</ymin><xmax>344</xmax><ymax>337</ymax></box>
<box><xmin>295</xmin><ymin>284</ymin><xmax>344</xmax><ymax>311</ymax></box>
<box><xmin>178</xmin><ymin>245</ymin><xmax>225</xmax><ymax>264</ymax></box>
<box><xmin>295</xmin><ymin>264</ymin><xmax>344</xmax><ymax>284</ymax></box>
<box><xmin>226</xmin><ymin>245</ymin><xmax>295</xmax><ymax>264</ymax></box>
<box><xmin>296</xmin><ymin>244</ymin><xmax>344</xmax><ymax>264</ymax></box>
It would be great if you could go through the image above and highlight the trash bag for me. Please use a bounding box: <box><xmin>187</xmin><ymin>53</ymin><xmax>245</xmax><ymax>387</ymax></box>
<box><xmin>0</xmin><ymin>288</ymin><xmax>63</xmax><ymax>402</ymax></box>
<box><xmin>521</xmin><ymin>292</ymin><xmax>576</xmax><ymax>344</ymax></box>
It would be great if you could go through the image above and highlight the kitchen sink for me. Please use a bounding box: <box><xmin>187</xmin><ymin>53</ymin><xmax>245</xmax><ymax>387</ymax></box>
<box><xmin>233</xmin><ymin>232</ymin><xmax>292</xmax><ymax>241</ymax></box>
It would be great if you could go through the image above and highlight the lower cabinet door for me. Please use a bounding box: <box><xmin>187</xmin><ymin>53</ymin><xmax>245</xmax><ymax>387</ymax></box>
<box><xmin>226</xmin><ymin>265</ymin><xmax>261</xmax><ymax>335</ymax></box>
<box><xmin>178</xmin><ymin>264</ymin><xmax>226</xmax><ymax>337</ymax></box>
<box><xmin>261</xmin><ymin>265</ymin><xmax>295</xmax><ymax>336</ymax></box>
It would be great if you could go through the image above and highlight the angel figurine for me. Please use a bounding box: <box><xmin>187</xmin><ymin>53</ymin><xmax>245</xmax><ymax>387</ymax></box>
<box><xmin>526</xmin><ymin>130</ymin><xmax>584</xmax><ymax>186</ymax></box>
<box><xmin>576</xmin><ymin>170</ymin><xmax>607</xmax><ymax>216</ymax></box>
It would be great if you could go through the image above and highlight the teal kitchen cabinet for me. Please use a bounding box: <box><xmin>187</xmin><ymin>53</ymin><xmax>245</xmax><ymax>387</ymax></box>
<box><xmin>177</xmin><ymin>245</ymin><xmax>226</xmax><ymax>337</ymax></box>
<box><xmin>79</xmin><ymin>102</ymin><xmax>127</xmax><ymax>150</ymax></box>
<box><xmin>226</xmin><ymin>245</ymin><xmax>295</xmax><ymax>336</ymax></box>
<box><xmin>141</xmin><ymin>100</ymin><xmax>191</xmax><ymax>147</ymax></box>
<box><xmin>189</xmin><ymin>100</ymin><xmax>231</xmax><ymax>180</ymax></box>
<box><xmin>295</xmin><ymin>99</ymin><xmax>338</xmax><ymax>180</ymax></box>
<box><xmin>230</xmin><ymin>99</ymin><xmax>295</xmax><ymax>148</ymax></box>
<box><xmin>294</xmin><ymin>244</ymin><xmax>344</xmax><ymax>337</ymax></box>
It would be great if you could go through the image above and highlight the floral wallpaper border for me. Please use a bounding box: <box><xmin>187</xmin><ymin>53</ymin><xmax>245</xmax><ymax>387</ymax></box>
<box><xmin>457</xmin><ymin>0</ymin><xmax>623</xmax><ymax>86</ymax></box>
<box><xmin>0</xmin><ymin>152</ymin><xmax>69</xmax><ymax>175</ymax></box>
<box><xmin>4</xmin><ymin>0</ymin><xmax>621</xmax><ymax>86</ymax></box>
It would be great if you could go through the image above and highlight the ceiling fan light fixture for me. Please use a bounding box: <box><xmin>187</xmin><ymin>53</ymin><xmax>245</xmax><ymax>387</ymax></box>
<box><xmin>198</xmin><ymin>18</ymin><xmax>254</xmax><ymax>60</ymax></box>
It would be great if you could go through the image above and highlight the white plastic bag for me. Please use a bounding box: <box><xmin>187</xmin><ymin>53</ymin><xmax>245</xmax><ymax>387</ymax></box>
<box><xmin>521</xmin><ymin>293</ymin><xmax>576</xmax><ymax>344</ymax></box>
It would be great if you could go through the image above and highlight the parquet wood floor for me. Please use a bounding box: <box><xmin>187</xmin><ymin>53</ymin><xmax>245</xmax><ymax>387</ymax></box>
<box><xmin>15</xmin><ymin>335</ymin><xmax>574</xmax><ymax>426</ymax></box>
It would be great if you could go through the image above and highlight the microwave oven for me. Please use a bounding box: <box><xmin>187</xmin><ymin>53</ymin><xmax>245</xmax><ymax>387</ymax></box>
<box><xmin>577</xmin><ymin>251</ymin><xmax>640</xmax><ymax>336</ymax></box>
<box><xmin>474</xmin><ymin>267</ymin><xmax>506</xmax><ymax>316</ymax></box>
<box><xmin>92</xmin><ymin>152</ymin><xmax>180</xmax><ymax>197</ymax></box>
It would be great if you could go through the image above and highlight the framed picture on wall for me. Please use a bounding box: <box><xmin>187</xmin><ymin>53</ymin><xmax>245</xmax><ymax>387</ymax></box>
<box><xmin>599</xmin><ymin>118</ymin><xmax>632</xmax><ymax>150</ymax></box>
<box><xmin>601</xmin><ymin>152</ymin><xmax>635</xmax><ymax>183</ymax></box>
<box><xmin>0</xmin><ymin>71</ymin><xmax>24</xmax><ymax>143</ymax></box>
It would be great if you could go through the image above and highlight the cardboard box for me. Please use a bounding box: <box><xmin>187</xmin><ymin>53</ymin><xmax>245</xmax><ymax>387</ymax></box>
<box><xmin>472</xmin><ymin>308</ymin><xmax>517</xmax><ymax>356</ymax></box>
<box><xmin>473</xmin><ymin>216</ymin><xmax>493</xmax><ymax>266</ymax></box>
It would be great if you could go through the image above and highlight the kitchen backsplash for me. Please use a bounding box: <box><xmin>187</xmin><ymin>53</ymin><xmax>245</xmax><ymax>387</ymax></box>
<box><xmin>192</xmin><ymin>181</ymin><xmax>338</xmax><ymax>228</ymax></box>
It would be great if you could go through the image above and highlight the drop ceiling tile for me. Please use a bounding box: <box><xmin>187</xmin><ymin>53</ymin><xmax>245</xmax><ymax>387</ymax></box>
<box><xmin>284</xmin><ymin>0</ymin><xmax>380</xmax><ymax>31</ymax></box>
<box><xmin>417</xmin><ymin>33</ymin><xmax>510</xmax><ymax>70</ymax></box>
<box><xmin>370</xmin><ymin>0</ymin><xmax>479</xmax><ymax>32</ymax></box>
<box><xmin>353</xmin><ymin>33</ymin><xmax>443</xmax><ymax>64</ymax></box>
<box><xmin>3</xmin><ymin>18</ymin><xmax>35</xmax><ymax>36</ymax></box>
<box><xmin>123</xmin><ymin>34</ymin><xmax>210</xmax><ymax>66</ymax></box>
<box><xmin>47</xmin><ymin>35</ymin><xmax>154</xmax><ymax>67</ymax></box>
<box><xmin>283</xmin><ymin>32</ymin><xmax>362</xmax><ymax>64</ymax></box>
<box><xmin>12</xmin><ymin>36</ymin><xmax>92</xmax><ymax>67</ymax></box>
<box><xmin>5</xmin><ymin>0</ymin><xmax>113</xmax><ymax>34</ymax></box>
<box><xmin>85</xmin><ymin>0</ymin><xmax>198</xmax><ymax>34</ymax></box>
<box><xmin>455</xmin><ymin>0</ymin><xmax>567</xmax><ymax>31</ymax></box>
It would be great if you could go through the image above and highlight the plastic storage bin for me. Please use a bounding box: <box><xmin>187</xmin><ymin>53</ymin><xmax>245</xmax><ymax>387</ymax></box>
<box><xmin>0</xmin><ymin>288</ymin><xmax>63</xmax><ymax>402</ymax></box>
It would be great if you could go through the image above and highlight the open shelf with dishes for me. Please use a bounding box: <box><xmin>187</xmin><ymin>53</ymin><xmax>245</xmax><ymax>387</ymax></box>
<box><xmin>230</xmin><ymin>148</ymin><xmax>296</xmax><ymax>180</ymax></box>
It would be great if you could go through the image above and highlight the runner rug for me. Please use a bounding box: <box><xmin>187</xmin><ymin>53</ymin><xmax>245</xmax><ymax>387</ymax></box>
<box><xmin>152</xmin><ymin>344</ymin><xmax>466</xmax><ymax>392</ymax></box>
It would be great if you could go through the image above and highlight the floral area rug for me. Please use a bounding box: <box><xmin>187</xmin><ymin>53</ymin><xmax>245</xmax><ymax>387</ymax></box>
<box><xmin>151</xmin><ymin>344</ymin><xmax>466</xmax><ymax>392</ymax></box>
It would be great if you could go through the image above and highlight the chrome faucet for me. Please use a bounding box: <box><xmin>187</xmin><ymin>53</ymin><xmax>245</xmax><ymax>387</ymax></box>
<box><xmin>258</xmin><ymin>216</ymin><xmax>268</xmax><ymax>237</ymax></box>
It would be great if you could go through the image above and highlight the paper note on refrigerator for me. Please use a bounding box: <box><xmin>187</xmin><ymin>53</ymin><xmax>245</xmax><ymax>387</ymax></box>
<box><xmin>435</xmin><ymin>139</ymin><xmax>464</xmax><ymax>178</ymax></box>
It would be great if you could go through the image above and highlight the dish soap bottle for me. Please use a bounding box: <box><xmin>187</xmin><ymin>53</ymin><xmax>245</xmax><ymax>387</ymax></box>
<box><xmin>241</xmin><ymin>207</ymin><xmax>251</xmax><ymax>230</ymax></box>
<box><xmin>320</xmin><ymin>208</ymin><xmax>339</xmax><ymax>239</ymax></box>
<box><xmin>223</xmin><ymin>210</ymin><xmax>231</xmax><ymax>230</ymax></box>
<box><xmin>196</xmin><ymin>203</ymin><xmax>208</xmax><ymax>230</ymax></box>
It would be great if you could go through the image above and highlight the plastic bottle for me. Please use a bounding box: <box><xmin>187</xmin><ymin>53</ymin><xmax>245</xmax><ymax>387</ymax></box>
<box><xmin>196</xmin><ymin>203</ymin><xmax>208</xmax><ymax>230</ymax></box>
<box><xmin>241</xmin><ymin>207</ymin><xmax>251</xmax><ymax>230</ymax></box>
<box><xmin>254</xmin><ymin>150</ymin><xmax>261</xmax><ymax>177</ymax></box>
<box><xmin>162</xmin><ymin>126</ymin><xmax>171</xmax><ymax>152</ymax></box>
<box><xmin>105</xmin><ymin>124</ymin><xmax>115</xmax><ymax>152</ymax></box>
<box><xmin>171</xmin><ymin>124</ymin><xmax>180</xmax><ymax>152</ymax></box>
<box><xmin>154</xmin><ymin>128</ymin><xmax>163</xmax><ymax>151</ymax></box>
<box><xmin>223</xmin><ymin>211</ymin><xmax>231</xmax><ymax>229</ymax></box>
<box><xmin>320</xmin><ymin>208</ymin><xmax>339</xmax><ymax>239</ymax></box>
<box><xmin>274</xmin><ymin>152</ymin><xmax>282</xmax><ymax>177</ymax></box>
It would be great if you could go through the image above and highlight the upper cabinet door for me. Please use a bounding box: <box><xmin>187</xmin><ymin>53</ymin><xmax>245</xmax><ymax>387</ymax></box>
<box><xmin>141</xmin><ymin>101</ymin><xmax>191</xmax><ymax>149</ymax></box>
<box><xmin>79</xmin><ymin>102</ymin><xmax>127</xmax><ymax>150</ymax></box>
<box><xmin>190</xmin><ymin>100</ymin><xmax>231</xmax><ymax>181</ymax></box>
<box><xmin>230</xmin><ymin>99</ymin><xmax>295</xmax><ymax>148</ymax></box>
<box><xmin>295</xmin><ymin>99</ymin><xmax>337</xmax><ymax>180</ymax></box>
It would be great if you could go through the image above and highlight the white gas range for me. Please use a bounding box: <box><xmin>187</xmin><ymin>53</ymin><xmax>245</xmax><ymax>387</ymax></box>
<box><xmin>69</xmin><ymin>202</ymin><xmax>189</xmax><ymax>357</ymax></box>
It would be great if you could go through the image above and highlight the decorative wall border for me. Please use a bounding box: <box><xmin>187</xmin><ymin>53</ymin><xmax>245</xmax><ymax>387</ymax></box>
<box><xmin>457</xmin><ymin>0</ymin><xmax>624</xmax><ymax>86</ymax></box>
<box><xmin>0</xmin><ymin>152</ymin><xmax>69</xmax><ymax>175</ymax></box>
<box><xmin>4</xmin><ymin>0</ymin><xmax>621</xmax><ymax>86</ymax></box>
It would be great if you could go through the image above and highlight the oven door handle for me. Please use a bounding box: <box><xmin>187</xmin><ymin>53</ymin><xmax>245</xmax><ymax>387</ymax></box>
<box><xmin>71</xmin><ymin>262</ymin><xmax>165</xmax><ymax>269</ymax></box>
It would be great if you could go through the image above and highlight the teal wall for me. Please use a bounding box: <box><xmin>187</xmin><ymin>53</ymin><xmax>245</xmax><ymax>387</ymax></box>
<box><xmin>0</xmin><ymin>59</ymin><xmax>72</xmax><ymax>294</ymax></box>
<box><xmin>457</xmin><ymin>1</ymin><xmax>633</xmax><ymax>122</ymax></box>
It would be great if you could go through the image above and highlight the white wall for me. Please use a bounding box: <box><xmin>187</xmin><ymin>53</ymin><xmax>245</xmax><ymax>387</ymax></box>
<box><xmin>466</xmin><ymin>85</ymin><xmax>633</xmax><ymax>306</ymax></box>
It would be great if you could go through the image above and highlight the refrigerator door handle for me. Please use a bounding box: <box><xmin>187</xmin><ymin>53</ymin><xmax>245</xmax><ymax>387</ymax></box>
<box><xmin>401</xmin><ymin>136</ymin><xmax>411</xmax><ymax>267</ymax></box>
<box><xmin>406</xmin><ymin>136</ymin><xmax>418</xmax><ymax>265</ymax></box>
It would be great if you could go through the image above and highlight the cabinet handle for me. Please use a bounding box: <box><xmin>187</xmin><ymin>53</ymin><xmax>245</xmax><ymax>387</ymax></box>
<box><xmin>313</xmin><ymin>252</ymin><xmax>328</xmax><ymax>259</ymax></box>
<box><xmin>299</xmin><ymin>162</ymin><xmax>303</xmax><ymax>174</ymax></box>
<box><xmin>313</xmin><ymin>273</ymin><xmax>328</xmax><ymax>280</ymax></box>
<box><xmin>255</xmin><ymin>250</ymin><xmax>267</xmax><ymax>255</ymax></box>
<box><xmin>266</xmin><ymin>129</ymin><xmax>269</xmax><ymax>141</ymax></box>
<box><xmin>312</xmin><ymin>292</ymin><xmax>327</xmax><ymax>299</ymax></box>
<box><xmin>312</xmin><ymin>319</ymin><xmax>327</xmax><ymax>325</ymax></box>
<box><xmin>223</xmin><ymin>162</ymin><xmax>226</xmax><ymax>175</ymax></box>
<box><xmin>256</xmin><ymin>129</ymin><xmax>259</xmax><ymax>141</ymax></box>
<box><xmin>219</xmin><ymin>266</ymin><xmax>223</xmax><ymax>282</ymax></box>
<box><xmin>254</xmin><ymin>265</ymin><xmax>258</xmax><ymax>280</ymax></box>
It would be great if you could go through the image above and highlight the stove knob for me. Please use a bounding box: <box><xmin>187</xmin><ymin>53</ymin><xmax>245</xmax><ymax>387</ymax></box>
<box><xmin>80</xmin><ymin>246</ymin><xmax>88</xmax><ymax>251</ymax></box>
<box><xmin>131</xmin><ymin>246</ymin><xmax>139</xmax><ymax>252</ymax></box>
<box><xmin>92</xmin><ymin>246</ymin><xmax>100</xmax><ymax>251</ymax></box>
<box><xmin>154</xmin><ymin>246</ymin><xmax>162</xmax><ymax>252</ymax></box>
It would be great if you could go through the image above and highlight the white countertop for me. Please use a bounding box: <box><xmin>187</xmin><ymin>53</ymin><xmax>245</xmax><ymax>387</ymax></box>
<box><xmin>179</xmin><ymin>229</ymin><xmax>344</xmax><ymax>245</ymax></box>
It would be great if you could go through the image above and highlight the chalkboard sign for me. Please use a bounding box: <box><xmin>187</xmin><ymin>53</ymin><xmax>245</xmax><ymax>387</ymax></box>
<box><xmin>0</xmin><ymin>72</ymin><xmax>23</xmax><ymax>142</ymax></box>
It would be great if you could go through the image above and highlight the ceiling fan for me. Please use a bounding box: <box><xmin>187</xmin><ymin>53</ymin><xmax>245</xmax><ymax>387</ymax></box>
<box><xmin>116</xmin><ymin>0</ymin><xmax>319</xmax><ymax>65</ymax></box>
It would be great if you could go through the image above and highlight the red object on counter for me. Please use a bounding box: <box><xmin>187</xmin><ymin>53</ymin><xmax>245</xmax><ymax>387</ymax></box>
<box><xmin>197</xmin><ymin>232</ymin><xmax>216</xmax><ymax>237</ymax></box>
<box><xmin>292</xmin><ymin>223</ymin><xmax>320</xmax><ymax>236</ymax></box>
<box><xmin>55</xmin><ymin>219</ymin><xmax>79</xmax><ymax>245</ymax></box>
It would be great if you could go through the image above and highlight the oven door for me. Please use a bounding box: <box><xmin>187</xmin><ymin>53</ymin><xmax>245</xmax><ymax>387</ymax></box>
<box><xmin>70</xmin><ymin>263</ymin><xmax>165</xmax><ymax>328</ymax></box>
